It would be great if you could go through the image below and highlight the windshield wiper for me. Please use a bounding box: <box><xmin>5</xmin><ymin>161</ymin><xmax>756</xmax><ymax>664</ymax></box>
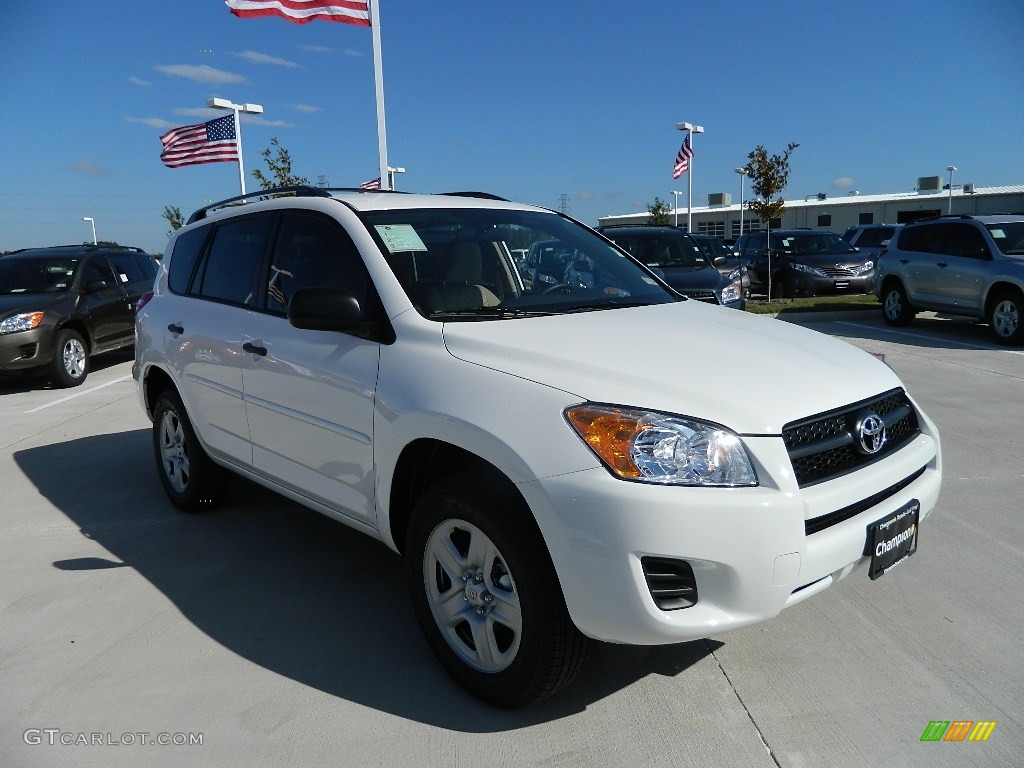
<box><xmin>428</xmin><ymin>306</ymin><xmax>557</xmax><ymax>319</ymax></box>
<box><xmin>560</xmin><ymin>300</ymin><xmax>654</xmax><ymax>314</ymax></box>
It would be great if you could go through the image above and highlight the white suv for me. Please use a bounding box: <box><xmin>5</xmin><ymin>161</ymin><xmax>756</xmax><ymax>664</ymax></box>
<box><xmin>135</xmin><ymin>187</ymin><xmax>942</xmax><ymax>707</ymax></box>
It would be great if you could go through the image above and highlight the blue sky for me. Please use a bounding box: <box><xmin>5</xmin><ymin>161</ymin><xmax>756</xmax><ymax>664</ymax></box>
<box><xmin>2</xmin><ymin>0</ymin><xmax>1022</xmax><ymax>253</ymax></box>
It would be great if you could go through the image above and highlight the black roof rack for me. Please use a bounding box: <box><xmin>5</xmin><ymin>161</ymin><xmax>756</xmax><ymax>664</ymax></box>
<box><xmin>439</xmin><ymin>191</ymin><xmax>509</xmax><ymax>201</ymax></box>
<box><xmin>186</xmin><ymin>185</ymin><xmax>334</xmax><ymax>224</ymax></box>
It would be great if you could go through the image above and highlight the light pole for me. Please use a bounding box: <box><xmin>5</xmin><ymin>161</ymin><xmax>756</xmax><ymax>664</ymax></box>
<box><xmin>946</xmin><ymin>165</ymin><xmax>957</xmax><ymax>215</ymax></box>
<box><xmin>734</xmin><ymin>168</ymin><xmax>747</xmax><ymax>241</ymax></box>
<box><xmin>207</xmin><ymin>97</ymin><xmax>264</xmax><ymax>195</ymax></box>
<box><xmin>82</xmin><ymin>217</ymin><xmax>97</xmax><ymax>245</ymax></box>
<box><xmin>672</xmin><ymin>190</ymin><xmax>682</xmax><ymax>227</ymax></box>
<box><xmin>675</xmin><ymin>122</ymin><xmax>704</xmax><ymax>233</ymax></box>
<box><xmin>387</xmin><ymin>166</ymin><xmax>406</xmax><ymax>190</ymax></box>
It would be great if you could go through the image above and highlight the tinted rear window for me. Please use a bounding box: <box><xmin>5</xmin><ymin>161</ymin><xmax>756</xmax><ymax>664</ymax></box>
<box><xmin>168</xmin><ymin>227</ymin><xmax>209</xmax><ymax>294</ymax></box>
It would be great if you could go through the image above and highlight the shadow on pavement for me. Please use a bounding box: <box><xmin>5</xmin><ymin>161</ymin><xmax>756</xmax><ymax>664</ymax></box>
<box><xmin>0</xmin><ymin>349</ymin><xmax>134</xmax><ymax>394</ymax></box>
<box><xmin>13</xmin><ymin>429</ymin><xmax>717</xmax><ymax>730</ymax></box>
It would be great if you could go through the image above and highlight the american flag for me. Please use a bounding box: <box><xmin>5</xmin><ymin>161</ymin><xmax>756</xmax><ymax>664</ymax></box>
<box><xmin>673</xmin><ymin>135</ymin><xmax>693</xmax><ymax>179</ymax></box>
<box><xmin>159</xmin><ymin>116</ymin><xmax>239</xmax><ymax>169</ymax></box>
<box><xmin>359</xmin><ymin>177</ymin><xmax>381</xmax><ymax>190</ymax></box>
<box><xmin>224</xmin><ymin>0</ymin><xmax>371</xmax><ymax>26</ymax></box>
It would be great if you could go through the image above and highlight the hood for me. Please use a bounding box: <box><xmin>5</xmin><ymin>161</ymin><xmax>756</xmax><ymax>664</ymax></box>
<box><xmin>441</xmin><ymin>301</ymin><xmax>901</xmax><ymax>434</ymax></box>
<box><xmin>0</xmin><ymin>292</ymin><xmax>69</xmax><ymax>317</ymax></box>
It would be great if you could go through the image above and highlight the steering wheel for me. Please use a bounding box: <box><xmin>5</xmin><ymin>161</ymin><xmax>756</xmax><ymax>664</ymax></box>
<box><xmin>541</xmin><ymin>283</ymin><xmax>575</xmax><ymax>295</ymax></box>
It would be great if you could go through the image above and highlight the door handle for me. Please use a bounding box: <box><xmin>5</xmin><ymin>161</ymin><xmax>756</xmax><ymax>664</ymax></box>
<box><xmin>243</xmin><ymin>342</ymin><xmax>267</xmax><ymax>356</ymax></box>
<box><xmin>167</xmin><ymin>323</ymin><xmax>184</xmax><ymax>334</ymax></box>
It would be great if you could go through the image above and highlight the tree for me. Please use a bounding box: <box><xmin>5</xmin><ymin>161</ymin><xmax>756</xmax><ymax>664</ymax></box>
<box><xmin>162</xmin><ymin>205</ymin><xmax>184</xmax><ymax>237</ymax></box>
<box><xmin>647</xmin><ymin>197</ymin><xmax>672</xmax><ymax>226</ymax></box>
<box><xmin>743</xmin><ymin>142</ymin><xmax>799</xmax><ymax>299</ymax></box>
<box><xmin>252</xmin><ymin>137</ymin><xmax>309</xmax><ymax>190</ymax></box>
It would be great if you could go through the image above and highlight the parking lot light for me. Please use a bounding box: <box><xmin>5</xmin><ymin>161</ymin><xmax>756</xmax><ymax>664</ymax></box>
<box><xmin>947</xmin><ymin>165</ymin><xmax>957</xmax><ymax>214</ymax></box>
<box><xmin>676</xmin><ymin>122</ymin><xmax>704</xmax><ymax>233</ymax></box>
<box><xmin>672</xmin><ymin>190</ymin><xmax>682</xmax><ymax>228</ymax></box>
<box><xmin>735</xmin><ymin>168</ymin><xmax>747</xmax><ymax>239</ymax></box>
<box><xmin>82</xmin><ymin>217</ymin><xmax>97</xmax><ymax>245</ymax></box>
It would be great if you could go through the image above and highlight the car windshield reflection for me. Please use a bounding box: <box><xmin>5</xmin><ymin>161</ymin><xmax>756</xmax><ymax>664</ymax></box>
<box><xmin>0</xmin><ymin>258</ymin><xmax>79</xmax><ymax>294</ymax></box>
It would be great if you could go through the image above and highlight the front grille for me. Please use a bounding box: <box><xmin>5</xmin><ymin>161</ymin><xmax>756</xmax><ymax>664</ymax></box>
<box><xmin>641</xmin><ymin>557</ymin><xmax>697</xmax><ymax>611</ymax></box>
<box><xmin>818</xmin><ymin>266</ymin><xmax>856</xmax><ymax>278</ymax></box>
<box><xmin>681</xmin><ymin>290</ymin><xmax>718</xmax><ymax>304</ymax></box>
<box><xmin>782</xmin><ymin>388</ymin><xmax>920</xmax><ymax>487</ymax></box>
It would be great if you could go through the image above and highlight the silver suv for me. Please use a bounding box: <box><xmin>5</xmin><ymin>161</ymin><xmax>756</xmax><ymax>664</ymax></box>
<box><xmin>874</xmin><ymin>215</ymin><xmax>1024</xmax><ymax>344</ymax></box>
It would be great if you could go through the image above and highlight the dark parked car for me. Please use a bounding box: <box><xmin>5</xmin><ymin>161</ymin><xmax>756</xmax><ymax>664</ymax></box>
<box><xmin>735</xmin><ymin>229</ymin><xmax>874</xmax><ymax>298</ymax></box>
<box><xmin>0</xmin><ymin>245</ymin><xmax>156</xmax><ymax>386</ymax></box>
<box><xmin>842</xmin><ymin>224</ymin><xmax>903</xmax><ymax>257</ymax></box>
<box><xmin>688</xmin><ymin>233</ymin><xmax>750</xmax><ymax>295</ymax></box>
<box><xmin>595</xmin><ymin>226</ymin><xmax>745</xmax><ymax>308</ymax></box>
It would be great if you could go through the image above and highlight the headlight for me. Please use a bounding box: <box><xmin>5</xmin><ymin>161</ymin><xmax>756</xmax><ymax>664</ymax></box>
<box><xmin>790</xmin><ymin>262</ymin><xmax>825</xmax><ymax>277</ymax></box>
<box><xmin>0</xmin><ymin>311</ymin><xmax>45</xmax><ymax>334</ymax></box>
<box><xmin>852</xmin><ymin>261</ymin><xmax>874</xmax><ymax>275</ymax></box>
<box><xmin>565</xmin><ymin>404</ymin><xmax>758</xmax><ymax>487</ymax></box>
<box><xmin>719</xmin><ymin>278</ymin><xmax>743</xmax><ymax>305</ymax></box>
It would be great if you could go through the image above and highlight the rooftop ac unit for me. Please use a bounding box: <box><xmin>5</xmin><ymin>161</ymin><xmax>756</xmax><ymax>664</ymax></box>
<box><xmin>708</xmin><ymin>192</ymin><xmax>731</xmax><ymax>207</ymax></box>
<box><xmin>963</xmin><ymin>183</ymin><xmax>975</xmax><ymax>194</ymax></box>
<box><xmin>917</xmin><ymin>176</ymin><xmax>941</xmax><ymax>193</ymax></box>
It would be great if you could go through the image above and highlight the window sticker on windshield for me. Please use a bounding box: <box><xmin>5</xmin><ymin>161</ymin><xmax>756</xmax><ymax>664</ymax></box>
<box><xmin>642</xmin><ymin>277</ymin><xmax>657</xmax><ymax>285</ymax></box>
<box><xmin>990</xmin><ymin>229</ymin><xmax>1006</xmax><ymax>238</ymax></box>
<box><xmin>375</xmin><ymin>224</ymin><xmax>428</xmax><ymax>253</ymax></box>
<box><xmin>119</xmin><ymin>273</ymin><xmax>129</xmax><ymax>282</ymax></box>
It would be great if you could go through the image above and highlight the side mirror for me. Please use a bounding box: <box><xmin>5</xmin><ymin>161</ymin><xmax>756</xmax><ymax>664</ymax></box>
<box><xmin>713</xmin><ymin>256</ymin><xmax>727</xmax><ymax>267</ymax></box>
<box><xmin>86</xmin><ymin>279</ymin><xmax>109</xmax><ymax>293</ymax></box>
<box><xmin>288</xmin><ymin>287</ymin><xmax>363</xmax><ymax>332</ymax></box>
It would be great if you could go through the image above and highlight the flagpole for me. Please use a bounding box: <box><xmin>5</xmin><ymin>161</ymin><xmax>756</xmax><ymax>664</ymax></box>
<box><xmin>369</xmin><ymin>0</ymin><xmax>390</xmax><ymax>190</ymax></box>
<box><xmin>232</xmin><ymin>107</ymin><xmax>247</xmax><ymax>195</ymax></box>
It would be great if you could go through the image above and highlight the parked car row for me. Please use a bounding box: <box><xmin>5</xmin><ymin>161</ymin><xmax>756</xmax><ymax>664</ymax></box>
<box><xmin>0</xmin><ymin>245</ymin><xmax>157</xmax><ymax>386</ymax></box>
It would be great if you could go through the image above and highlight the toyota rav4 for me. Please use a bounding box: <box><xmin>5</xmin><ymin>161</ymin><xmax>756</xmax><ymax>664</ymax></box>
<box><xmin>134</xmin><ymin>187</ymin><xmax>942</xmax><ymax>708</ymax></box>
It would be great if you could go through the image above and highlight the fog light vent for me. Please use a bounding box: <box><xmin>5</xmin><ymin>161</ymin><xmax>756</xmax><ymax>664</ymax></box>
<box><xmin>641</xmin><ymin>557</ymin><xmax>697</xmax><ymax>611</ymax></box>
<box><xmin>18</xmin><ymin>343</ymin><xmax>39</xmax><ymax>360</ymax></box>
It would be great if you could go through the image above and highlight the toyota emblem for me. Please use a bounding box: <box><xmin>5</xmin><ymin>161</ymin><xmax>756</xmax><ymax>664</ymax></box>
<box><xmin>856</xmin><ymin>413</ymin><xmax>887</xmax><ymax>455</ymax></box>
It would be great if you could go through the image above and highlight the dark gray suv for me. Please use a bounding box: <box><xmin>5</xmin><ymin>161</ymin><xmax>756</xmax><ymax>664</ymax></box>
<box><xmin>873</xmin><ymin>215</ymin><xmax>1024</xmax><ymax>345</ymax></box>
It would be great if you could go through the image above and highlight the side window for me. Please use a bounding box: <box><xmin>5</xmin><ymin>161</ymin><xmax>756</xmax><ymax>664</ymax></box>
<box><xmin>264</xmin><ymin>213</ymin><xmax>372</xmax><ymax>316</ymax></box>
<box><xmin>898</xmin><ymin>224</ymin><xmax>937</xmax><ymax>254</ymax></box>
<box><xmin>106</xmin><ymin>252</ymin><xmax>146</xmax><ymax>285</ymax></box>
<box><xmin>196</xmin><ymin>216</ymin><xmax>272</xmax><ymax>305</ymax></box>
<box><xmin>943</xmin><ymin>224</ymin><xmax>989</xmax><ymax>260</ymax></box>
<box><xmin>81</xmin><ymin>257</ymin><xmax>119</xmax><ymax>288</ymax></box>
<box><xmin>133</xmin><ymin>254</ymin><xmax>158</xmax><ymax>282</ymax></box>
<box><xmin>168</xmin><ymin>226</ymin><xmax>209</xmax><ymax>294</ymax></box>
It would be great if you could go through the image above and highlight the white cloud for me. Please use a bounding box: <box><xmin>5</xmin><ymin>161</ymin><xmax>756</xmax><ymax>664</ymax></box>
<box><xmin>234</xmin><ymin>50</ymin><xmax>300</xmax><ymax>68</ymax></box>
<box><xmin>301</xmin><ymin>45</ymin><xmax>333</xmax><ymax>53</ymax></box>
<box><xmin>173</xmin><ymin>108</ymin><xmax>220</xmax><ymax>118</ymax></box>
<box><xmin>155</xmin><ymin>64</ymin><xmax>247</xmax><ymax>84</ymax></box>
<box><xmin>243</xmin><ymin>116</ymin><xmax>294</xmax><ymax>128</ymax></box>
<box><xmin>128</xmin><ymin>76</ymin><xmax>151</xmax><ymax>87</ymax></box>
<box><xmin>71</xmin><ymin>161</ymin><xmax>115</xmax><ymax>178</ymax></box>
<box><xmin>833</xmin><ymin>176</ymin><xmax>856</xmax><ymax>188</ymax></box>
<box><xmin>125</xmin><ymin>116</ymin><xmax>178</xmax><ymax>129</ymax></box>
<box><xmin>290</xmin><ymin>104</ymin><xmax>321</xmax><ymax>114</ymax></box>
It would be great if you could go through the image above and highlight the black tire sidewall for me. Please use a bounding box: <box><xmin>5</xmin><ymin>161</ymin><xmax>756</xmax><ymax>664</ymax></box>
<box><xmin>405</xmin><ymin>476</ymin><xmax>583</xmax><ymax>708</ymax></box>
<box><xmin>151</xmin><ymin>389</ymin><xmax>220</xmax><ymax>512</ymax></box>
<box><xmin>50</xmin><ymin>329</ymin><xmax>88</xmax><ymax>387</ymax></box>
<box><xmin>989</xmin><ymin>292</ymin><xmax>1024</xmax><ymax>345</ymax></box>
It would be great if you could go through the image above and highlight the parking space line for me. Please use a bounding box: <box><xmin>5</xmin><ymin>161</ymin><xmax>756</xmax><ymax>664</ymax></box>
<box><xmin>24</xmin><ymin>374</ymin><xmax>133</xmax><ymax>414</ymax></box>
<box><xmin>834</xmin><ymin>321</ymin><xmax>1024</xmax><ymax>355</ymax></box>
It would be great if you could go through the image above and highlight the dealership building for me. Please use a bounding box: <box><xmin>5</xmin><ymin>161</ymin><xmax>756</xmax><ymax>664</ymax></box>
<box><xmin>597</xmin><ymin>178</ymin><xmax>1024</xmax><ymax>241</ymax></box>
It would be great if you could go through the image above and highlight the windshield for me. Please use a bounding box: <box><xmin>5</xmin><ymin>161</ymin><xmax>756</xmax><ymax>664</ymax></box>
<box><xmin>0</xmin><ymin>258</ymin><xmax>79</xmax><ymax>294</ymax></box>
<box><xmin>986</xmin><ymin>222</ymin><xmax>1024</xmax><ymax>255</ymax></box>
<box><xmin>359</xmin><ymin>209</ymin><xmax>675</xmax><ymax>320</ymax></box>
<box><xmin>776</xmin><ymin>233</ymin><xmax>857</xmax><ymax>256</ymax></box>
<box><xmin>692</xmin><ymin>236</ymin><xmax>732</xmax><ymax>259</ymax></box>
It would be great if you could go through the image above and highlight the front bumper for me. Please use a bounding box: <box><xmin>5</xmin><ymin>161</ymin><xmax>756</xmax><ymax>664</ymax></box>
<box><xmin>788</xmin><ymin>271</ymin><xmax>874</xmax><ymax>297</ymax></box>
<box><xmin>0</xmin><ymin>326</ymin><xmax>55</xmax><ymax>373</ymax></box>
<box><xmin>519</xmin><ymin>412</ymin><xmax>940</xmax><ymax>645</ymax></box>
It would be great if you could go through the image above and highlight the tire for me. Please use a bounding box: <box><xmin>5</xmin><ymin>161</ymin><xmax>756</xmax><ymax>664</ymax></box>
<box><xmin>988</xmin><ymin>291</ymin><xmax>1024</xmax><ymax>346</ymax></box>
<box><xmin>882</xmin><ymin>282</ymin><xmax>915</xmax><ymax>326</ymax></box>
<box><xmin>151</xmin><ymin>388</ymin><xmax>225</xmax><ymax>511</ymax></box>
<box><xmin>49</xmin><ymin>329</ymin><xmax>89</xmax><ymax>387</ymax></box>
<box><xmin>405</xmin><ymin>474</ymin><xmax>590</xmax><ymax>708</ymax></box>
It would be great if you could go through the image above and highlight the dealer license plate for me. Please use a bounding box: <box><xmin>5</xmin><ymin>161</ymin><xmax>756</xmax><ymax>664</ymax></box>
<box><xmin>866</xmin><ymin>500</ymin><xmax>920</xmax><ymax>580</ymax></box>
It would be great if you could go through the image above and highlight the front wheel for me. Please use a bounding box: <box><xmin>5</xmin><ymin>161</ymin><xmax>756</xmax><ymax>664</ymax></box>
<box><xmin>882</xmin><ymin>282</ymin><xmax>915</xmax><ymax>326</ymax></box>
<box><xmin>989</xmin><ymin>291</ymin><xmax>1024</xmax><ymax>345</ymax></box>
<box><xmin>49</xmin><ymin>329</ymin><xmax>88</xmax><ymax>387</ymax></box>
<box><xmin>405</xmin><ymin>474</ymin><xmax>589</xmax><ymax>708</ymax></box>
